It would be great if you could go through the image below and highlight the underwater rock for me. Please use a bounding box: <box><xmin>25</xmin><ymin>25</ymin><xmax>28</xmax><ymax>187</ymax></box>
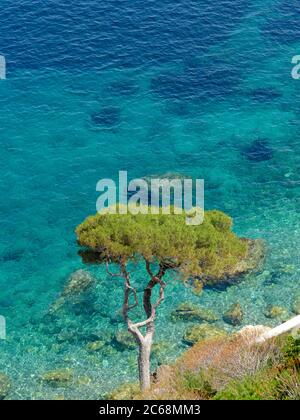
<box><xmin>292</xmin><ymin>295</ymin><xmax>300</xmax><ymax>315</ymax></box>
<box><xmin>101</xmin><ymin>345</ymin><xmax>118</xmax><ymax>358</ymax></box>
<box><xmin>113</xmin><ymin>330</ymin><xmax>136</xmax><ymax>351</ymax></box>
<box><xmin>85</xmin><ymin>340</ymin><xmax>106</xmax><ymax>353</ymax></box>
<box><xmin>106</xmin><ymin>383</ymin><xmax>139</xmax><ymax>400</ymax></box>
<box><xmin>223</xmin><ymin>303</ymin><xmax>244</xmax><ymax>326</ymax></box>
<box><xmin>62</xmin><ymin>270</ymin><xmax>95</xmax><ymax>298</ymax></box>
<box><xmin>183</xmin><ymin>324</ymin><xmax>227</xmax><ymax>346</ymax></box>
<box><xmin>76</xmin><ymin>376</ymin><xmax>92</xmax><ymax>386</ymax></box>
<box><xmin>0</xmin><ymin>247</ymin><xmax>24</xmax><ymax>263</ymax></box>
<box><xmin>50</xmin><ymin>270</ymin><xmax>95</xmax><ymax>313</ymax></box>
<box><xmin>57</xmin><ymin>329</ymin><xmax>103</xmax><ymax>345</ymax></box>
<box><xmin>56</xmin><ymin>330</ymin><xmax>78</xmax><ymax>344</ymax></box>
<box><xmin>171</xmin><ymin>303</ymin><xmax>218</xmax><ymax>323</ymax></box>
<box><xmin>41</xmin><ymin>369</ymin><xmax>73</xmax><ymax>388</ymax></box>
<box><xmin>264</xmin><ymin>305</ymin><xmax>288</xmax><ymax>320</ymax></box>
<box><xmin>191</xmin><ymin>279</ymin><xmax>204</xmax><ymax>296</ymax></box>
<box><xmin>242</xmin><ymin>139</ymin><xmax>273</xmax><ymax>162</ymax></box>
<box><xmin>90</xmin><ymin>106</ymin><xmax>121</xmax><ymax>128</ymax></box>
<box><xmin>0</xmin><ymin>373</ymin><xmax>11</xmax><ymax>400</ymax></box>
<box><xmin>129</xmin><ymin>172</ymin><xmax>192</xmax><ymax>207</ymax></box>
<box><xmin>143</xmin><ymin>172</ymin><xmax>191</xmax><ymax>184</ymax></box>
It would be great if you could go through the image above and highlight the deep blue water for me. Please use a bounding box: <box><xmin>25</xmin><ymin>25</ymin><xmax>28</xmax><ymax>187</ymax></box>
<box><xmin>0</xmin><ymin>0</ymin><xmax>300</xmax><ymax>399</ymax></box>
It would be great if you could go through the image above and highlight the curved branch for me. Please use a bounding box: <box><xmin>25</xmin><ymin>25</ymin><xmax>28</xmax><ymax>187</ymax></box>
<box><xmin>153</xmin><ymin>277</ymin><xmax>166</xmax><ymax>310</ymax></box>
<box><xmin>145</xmin><ymin>260</ymin><xmax>154</xmax><ymax>278</ymax></box>
<box><xmin>121</xmin><ymin>263</ymin><xmax>139</xmax><ymax>311</ymax></box>
<box><xmin>106</xmin><ymin>261</ymin><xmax>123</xmax><ymax>278</ymax></box>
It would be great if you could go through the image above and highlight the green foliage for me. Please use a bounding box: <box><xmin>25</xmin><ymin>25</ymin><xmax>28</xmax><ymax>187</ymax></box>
<box><xmin>76</xmin><ymin>206</ymin><xmax>247</xmax><ymax>279</ymax></box>
<box><xmin>182</xmin><ymin>370</ymin><xmax>216</xmax><ymax>399</ymax></box>
<box><xmin>214</xmin><ymin>366</ymin><xmax>300</xmax><ymax>401</ymax></box>
<box><xmin>281</xmin><ymin>336</ymin><xmax>300</xmax><ymax>367</ymax></box>
<box><xmin>214</xmin><ymin>370</ymin><xmax>279</xmax><ymax>400</ymax></box>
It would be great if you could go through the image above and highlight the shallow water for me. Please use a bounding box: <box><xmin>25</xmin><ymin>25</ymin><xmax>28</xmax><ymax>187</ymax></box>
<box><xmin>0</xmin><ymin>0</ymin><xmax>300</xmax><ymax>399</ymax></box>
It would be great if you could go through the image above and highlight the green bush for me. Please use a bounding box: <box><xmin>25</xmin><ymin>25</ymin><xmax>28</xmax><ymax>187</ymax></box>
<box><xmin>182</xmin><ymin>370</ymin><xmax>216</xmax><ymax>399</ymax></box>
<box><xmin>214</xmin><ymin>370</ymin><xmax>279</xmax><ymax>400</ymax></box>
<box><xmin>281</xmin><ymin>336</ymin><xmax>300</xmax><ymax>367</ymax></box>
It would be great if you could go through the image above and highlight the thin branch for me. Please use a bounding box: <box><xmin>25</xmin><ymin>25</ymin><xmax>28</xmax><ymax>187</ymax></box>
<box><xmin>120</xmin><ymin>263</ymin><xmax>139</xmax><ymax>310</ymax></box>
<box><xmin>106</xmin><ymin>261</ymin><xmax>123</xmax><ymax>278</ymax></box>
<box><xmin>153</xmin><ymin>278</ymin><xmax>166</xmax><ymax>310</ymax></box>
<box><xmin>145</xmin><ymin>260</ymin><xmax>154</xmax><ymax>278</ymax></box>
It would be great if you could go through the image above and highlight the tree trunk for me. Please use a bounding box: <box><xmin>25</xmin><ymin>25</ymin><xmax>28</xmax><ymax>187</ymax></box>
<box><xmin>138</xmin><ymin>337</ymin><xmax>152</xmax><ymax>391</ymax></box>
<box><xmin>118</xmin><ymin>261</ymin><xmax>166</xmax><ymax>392</ymax></box>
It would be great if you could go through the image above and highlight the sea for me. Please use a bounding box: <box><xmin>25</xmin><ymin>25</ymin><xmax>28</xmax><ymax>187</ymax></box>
<box><xmin>0</xmin><ymin>0</ymin><xmax>300</xmax><ymax>399</ymax></box>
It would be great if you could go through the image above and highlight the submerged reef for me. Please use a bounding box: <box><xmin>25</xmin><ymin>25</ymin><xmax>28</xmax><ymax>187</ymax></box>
<box><xmin>183</xmin><ymin>324</ymin><xmax>227</xmax><ymax>346</ymax></box>
<box><xmin>0</xmin><ymin>373</ymin><xmax>11</xmax><ymax>400</ymax></box>
<box><xmin>41</xmin><ymin>369</ymin><xmax>74</xmax><ymax>388</ymax></box>
<box><xmin>112</xmin><ymin>330</ymin><xmax>137</xmax><ymax>351</ymax></box>
<box><xmin>223</xmin><ymin>303</ymin><xmax>244</xmax><ymax>326</ymax></box>
<box><xmin>242</xmin><ymin>139</ymin><xmax>273</xmax><ymax>162</ymax></box>
<box><xmin>49</xmin><ymin>269</ymin><xmax>95</xmax><ymax>313</ymax></box>
<box><xmin>90</xmin><ymin>106</ymin><xmax>121</xmax><ymax>128</ymax></box>
<box><xmin>264</xmin><ymin>305</ymin><xmax>288</xmax><ymax>321</ymax></box>
<box><xmin>171</xmin><ymin>303</ymin><xmax>218</xmax><ymax>323</ymax></box>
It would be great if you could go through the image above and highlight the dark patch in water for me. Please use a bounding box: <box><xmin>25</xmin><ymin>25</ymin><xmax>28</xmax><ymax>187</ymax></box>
<box><xmin>106</xmin><ymin>79</ymin><xmax>139</xmax><ymax>97</ymax></box>
<box><xmin>248</xmin><ymin>88</ymin><xmax>282</xmax><ymax>103</ymax></box>
<box><xmin>1</xmin><ymin>248</ymin><xmax>24</xmax><ymax>263</ymax></box>
<box><xmin>90</xmin><ymin>107</ymin><xmax>121</xmax><ymax>128</ymax></box>
<box><xmin>164</xmin><ymin>100</ymin><xmax>190</xmax><ymax>117</ymax></box>
<box><xmin>0</xmin><ymin>298</ymin><xmax>13</xmax><ymax>308</ymax></box>
<box><xmin>242</xmin><ymin>139</ymin><xmax>274</xmax><ymax>162</ymax></box>
<box><xmin>151</xmin><ymin>61</ymin><xmax>241</xmax><ymax>101</ymax></box>
<box><xmin>263</xmin><ymin>271</ymin><xmax>282</xmax><ymax>286</ymax></box>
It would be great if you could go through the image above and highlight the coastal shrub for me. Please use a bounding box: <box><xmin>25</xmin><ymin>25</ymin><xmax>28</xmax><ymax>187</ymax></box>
<box><xmin>214</xmin><ymin>370</ymin><xmax>279</xmax><ymax>400</ymax></box>
<box><xmin>211</xmin><ymin>336</ymin><xmax>280</xmax><ymax>389</ymax></box>
<box><xmin>214</xmin><ymin>366</ymin><xmax>300</xmax><ymax>401</ymax></box>
<box><xmin>181</xmin><ymin>370</ymin><xmax>217</xmax><ymax>399</ymax></box>
<box><xmin>281</xmin><ymin>336</ymin><xmax>300</xmax><ymax>367</ymax></box>
<box><xmin>276</xmin><ymin>368</ymin><xmax>300</xmax><ymax>400</ymax></box>
<box><xmin>175</xmin><ymin>333</ymin><xmax>280</xmax><ymax>391</ymax></box>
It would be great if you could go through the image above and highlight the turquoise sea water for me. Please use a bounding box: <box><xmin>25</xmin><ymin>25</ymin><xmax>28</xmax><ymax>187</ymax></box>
<box><xmin>0</xmin><ymin>0</ymin><xmax>300</xmax><ymax>399</ymax></box>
